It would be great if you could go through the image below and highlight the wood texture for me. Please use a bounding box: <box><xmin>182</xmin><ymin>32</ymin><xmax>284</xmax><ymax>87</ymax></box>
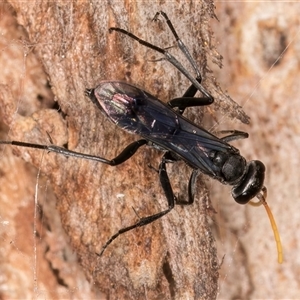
<box><xmin>1</xmin><ymin>1</ymin><xmax>221</xmax><ymax>299</ymax></box>
<box><xmin>1</xmin><ymin>1</ymin><xmax>298</xmax><ymax>299</ymax></box>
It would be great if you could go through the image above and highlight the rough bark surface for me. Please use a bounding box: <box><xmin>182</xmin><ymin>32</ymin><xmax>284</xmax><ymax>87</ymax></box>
<box><xmin>1</xmin><ymin>1</ymin><xmax>298</xmax><ymax>299</ymax></box>
<box><xmin>211</xmin><ymin>2</ymin><xmax>300</xmax><ymax>299</ymax></box>
<box><xmin>0</xmin><ymin>1</ymin><xmax>223</xmax><ymax>299</ymax></box>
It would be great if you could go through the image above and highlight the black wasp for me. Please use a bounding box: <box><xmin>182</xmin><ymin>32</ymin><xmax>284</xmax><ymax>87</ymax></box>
<box><xmin>0</xmin><ymin>11</ymin><xmax>282</xmax><ymax>262</ymax></box>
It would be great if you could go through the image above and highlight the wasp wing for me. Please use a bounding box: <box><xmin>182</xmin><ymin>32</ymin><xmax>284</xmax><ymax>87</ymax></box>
<box><xmin>132</xmin><ymin>86</ymin><xmax>239</xmax><ymax>179</ymax></box>
<box><xmin>91</xmin><ymin>81</ymin><xmax>239</xmax><ymax>179</ymax></box>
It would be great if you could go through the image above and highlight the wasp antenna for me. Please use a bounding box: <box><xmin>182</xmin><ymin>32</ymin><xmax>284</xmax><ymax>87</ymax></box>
<box><xmin>251</xmin><ymin>187</ymin><xmax>283</xmax><ymax>264</ymax></box>
<box><xmin>262</xmin><ymin>200</ymin><xmax>283</xmax><ymax>264</ymax></box>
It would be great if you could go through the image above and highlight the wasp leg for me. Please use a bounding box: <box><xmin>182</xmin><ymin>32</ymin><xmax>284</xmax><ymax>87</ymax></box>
<box><xmin>168</xmin><ymin>76</ymin><xmax>214</xmax><ymax>114</ymax></box>
<box><xmin>109</xmin><ymin>27</ymin><xmax>211</xmax><ymax>100</ymax></box>
<box><xmin>168</xmin><ymin>94</ymin><xmax>213</xmax><ymax>114</ymax></box>
<box><xmin>96</xmin><ymin>151</ymin><xmax>176</xmax><ymax>256</ymax></box>
<box><xmin>218</xmin><ymin>130</ymin><xmax>249</xmax><ymax>143</ymax></box>
<box><xmin>0</xmin><ymin>139</ymin><xmax>147</xmax><ymax>166</ymax></box>
<box><xmin>175</xmin><ymin>169</ymin><xmax>199</xmax><ymax>206</ymax></box>
<box><xmin>153</xmin><ymin>11</ymin><xmax>202</xmax><ymax>80</ymax></box>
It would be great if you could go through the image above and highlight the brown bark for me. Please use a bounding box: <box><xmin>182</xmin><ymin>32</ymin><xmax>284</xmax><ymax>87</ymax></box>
<box><xmin>211</xmin><ymin>2</ymin><xmax>300</xmax><ymax>299</ymax></box>
<box><xmin>0</xmin><ymin>1</ymin><xmax>224</xmax><ymax>299</ymax></box>
<box><xmin>1</xmin><ymin>1</ymin><xmax>298</xmax><ymax>299</ymax></box>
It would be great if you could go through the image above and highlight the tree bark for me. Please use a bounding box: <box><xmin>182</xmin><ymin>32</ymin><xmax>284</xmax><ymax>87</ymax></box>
<box><xmin>0</xmin><ymin>1</ymin><xmax>231</xmax><ymax>299</ymax></box>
